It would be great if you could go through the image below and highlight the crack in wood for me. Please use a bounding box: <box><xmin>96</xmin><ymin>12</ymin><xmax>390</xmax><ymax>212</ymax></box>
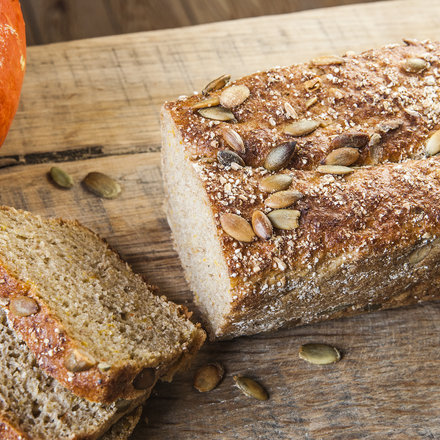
<box><xmin>0</xmin><ymin>144</ymin><xmax>161</xmax><ymax>168</ymax></box>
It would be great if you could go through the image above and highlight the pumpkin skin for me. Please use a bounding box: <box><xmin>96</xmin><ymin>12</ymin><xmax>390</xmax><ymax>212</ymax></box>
<box><xmin>0</xmin><ymin>0</ymin><xmax>25</xmax><ymax>147</ymax></box>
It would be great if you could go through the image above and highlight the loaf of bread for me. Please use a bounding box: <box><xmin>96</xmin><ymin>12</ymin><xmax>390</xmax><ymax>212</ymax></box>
<box><xmin>161</xmin><ymin>39</ymin><xmax>440</xmax><ymax>339</ymax></box>
<box><xmin>0</xmin><ymin>206</ymin><xmax>205</xmax><ymax>402</ymax></box>
<box><xmin>0</xmin><ymin>308</ymin><xmax>143</xmax><ymax>440</ymax></box>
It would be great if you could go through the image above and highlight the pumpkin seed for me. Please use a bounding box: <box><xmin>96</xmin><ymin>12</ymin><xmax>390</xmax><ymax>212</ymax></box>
<box><xmin>284</xmin><ymin>120</ymin><xmax>320</xmax><ymax>136</ymax></box>
<box><xmin>220</xmin><ymin>213</ymin><xmax>255</xmax><ymax>242</ymax></box>
<box><xmin>64</xmin><ymin>348</ymin><xmax>96</xmax><ymax>373</ymax></box>
<box><xmin>267</xmin><ymin>209</ymin><xmax>300</xmax><ymax>230</ymax></box>
<box><xmin>426</xmin><ymin>129</ymin><xmax>440</xmax><ymax>156</ymax></box>
<box><xmin>259</xmin><ymin>174</ymin><xmax>293</xmax><ymax>193</ymax></box>
<box><xmin>265</xmin><ymin>190</ymin><xmax>303</xmax><ymax>209</ymax></box>
<box><xmin>264</xmin><ymin>141</ymin><xmax>296</xmax><ymax>171</ymax></box>
<box><xmin>198</xmin><ymin>106</ymin><xmax>235</xmax><ymax>121</ymax></box>
<box><xmin>202</xmin><ymin>74</ymin><xmax>231</xmax><ymax>95</ymax></box>
<box><xmin>220</xmin><ymin>85</ymin><xmax>250</xmax><ymax>108</ymax></box>
<box><xmin>193</xmin><ymin>363</ymin><xmax>224</xmax><ymax>392</ymax></box>
<box><xmin>221</xmin><ymin>127</ymin><xmax>245</xmax><ymax>154</ymax></box>
<box><xmin>9</xmin><ymin>296</ymin><xmax>39</xmax><ymax>317</ymax></box>
<box><xmin>83</xmin><ymin>172</ymin><xmax>122</xmax><ymax>199</ymax></box>
<box><xmin>317</xmin><ymin>165</ymin><xmax>354</xmax><ymax>175</ymax></box>
<box><xmin>303</xmin><ymin>77</ymin><xmax>322</xmax><ymax>91</ymax></box>
<box><xmin>408</xmin><ymin>243</ymin><xmax>432</xmax><ymax>264</ymax></box>
<box><xmin>252</xmin><ymin>210</ymin><xmax>273</xmax><ymax>240</ymax></box>
<box><xmin>233</xmin><ymin>375</ymin><xmax>268</xmax><ymax>401</ymax></box>
<box><xmin>299</xmin><ymin>343</ymin><xmax>341</xmax><ymax>365</ymax></box>
<box><xmin>305</xmin><ymin>96</ymin><xmax>318</xmax><ymax>109</ymax></box>
<box><xmin>331</xmin><ymin>132</ymin><xmax>369</xmax><ymax>149</ymax></box>
<box><xmin>311</xmin><ymin>55</ymin><xmax>344</xmax><ymax>66</ymax></box>
<box><xmin>133</xmin><ymin>368</ymin><xmax>156</xmax><ymax>390</ymax></box>
<box><xmin>50</xmin><ymin>166</ymin><xmax>74</xmax><ymax>189</ymax></box>
<box><xmin>217</xmin><ymin>150</ymin><xmax>245</xmax><ymax>167</ymax></box>
<box><xmin>284</xmin><ymin>102</ymin><xmax>298</xmax><ymax>119</ymax></box>
<box><xmin>324</xmin><ymin>147</ymin><xmax>359</xmax><ymax>166</ymax></box>
<box><xmin>192</xmin><ymin>96</ymin><xmax>220</xmax><ymax>110</ymax></box>
<box><xmin>403</xmin><ymin>57</ymin><xmax>428</xmax><ymax>73</ymax></box>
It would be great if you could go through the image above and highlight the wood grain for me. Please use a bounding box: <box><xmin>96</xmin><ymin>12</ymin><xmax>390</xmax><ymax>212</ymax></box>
<box><xmin>2</xmin><ymin>1</ymin><xmax>440</xmax><ymax>438</ymax></box>
<box><xmin>21</xmin><ymin>0</ymin><xmax>382</xmax><ymax>45</ymax></box>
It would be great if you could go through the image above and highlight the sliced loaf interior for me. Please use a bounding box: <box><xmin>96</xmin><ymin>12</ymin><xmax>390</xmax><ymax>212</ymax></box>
<box><xmin>0</xmin><ymin>206</ymin><xmax>205</xmax><ymax>402</ymax></box>
<box><xmin>0</xmin><ymin>308</ymin><xmax>141</xmax><ymax>440</ymax></box>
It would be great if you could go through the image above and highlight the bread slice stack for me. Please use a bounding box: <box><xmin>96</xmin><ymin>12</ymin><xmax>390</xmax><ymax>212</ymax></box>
<box><xmin>0</xmin><ymin>206</ymin><xmax>205</xmax><ymax>439</ymax></box>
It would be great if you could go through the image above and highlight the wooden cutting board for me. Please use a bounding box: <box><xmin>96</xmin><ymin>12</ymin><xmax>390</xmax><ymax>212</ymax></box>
<box><xmin>2</xmin><ymin>0</ymin><xmax>440</xmax><ymax>438</ymax></box>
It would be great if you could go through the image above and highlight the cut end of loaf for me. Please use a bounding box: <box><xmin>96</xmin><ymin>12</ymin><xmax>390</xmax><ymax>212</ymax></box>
<box><xmin>0</xmin><ymin>205</ymin><xmax>205</xmax><ymax>402</ymax></box>
<box><xmin>161</xmin><ymin>106</ymin><xmax>233</xmax><ymax>338</ymax></box>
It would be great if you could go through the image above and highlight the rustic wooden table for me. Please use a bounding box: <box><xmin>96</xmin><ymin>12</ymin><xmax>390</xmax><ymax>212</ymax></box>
<box><xmin>2</xmin><ymin>1</ymin><xmax>440</xmax><ymax>438</ymax></box>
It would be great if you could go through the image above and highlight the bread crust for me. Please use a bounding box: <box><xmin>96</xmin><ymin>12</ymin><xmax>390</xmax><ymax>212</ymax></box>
<box><xmin>162</xmin><ymin>39</ymin><xmax>440</xmax><ymax>338</ymax></box>
<box><xmin>0</xmin><ymin>207</ymin><xmax>205</xmax><ymax>402</ymax></box>
<box><xmin>0</xmin><ymin>404</ymin><xmax>143</xmax><ymax>440</ymax></box>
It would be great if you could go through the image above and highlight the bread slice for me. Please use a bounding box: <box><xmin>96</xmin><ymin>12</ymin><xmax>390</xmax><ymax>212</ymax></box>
<box><xmin>102</xmin><ymin>407</ymin><xmax>142</xmax><ymax>440</ymax></box>
<box><xmin>0</xmin><ymin>308</ymin><xmax>143</xmax><ymax>440</ymax></box>
<box><xmin>0</xmin><ymin>206</ymin><xmax>205</xmax><ymax>402</ymax></box>
<box><xmin>161</xmin><ymin>39</ymin><xmax>440</xmax><ymax>339</ymax></box>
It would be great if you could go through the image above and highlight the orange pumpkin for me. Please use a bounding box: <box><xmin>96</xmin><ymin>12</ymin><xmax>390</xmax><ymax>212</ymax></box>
<box><xmin>0</xmin><ymin>0</ymin><xmax>25</xmax><ymax>147</ymax></box>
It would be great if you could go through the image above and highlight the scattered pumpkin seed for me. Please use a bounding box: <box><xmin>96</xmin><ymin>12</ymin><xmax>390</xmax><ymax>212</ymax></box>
<box><xmin>324</xmin><ymin>147</ymin><xmax>360</xmax><ymax>166</ymax></box>
<box><xmin>193</xmin><ymin>363</ymin><xmax>224</xmax><ymax>392</ymax></box>
<box><xmin>408</xmin><ymin>243</ymin><xmax>432</xmax><ymax>265</ymax></box>
<box><xmin>252</xmin><ymin>210</ymin><xmax>273</xmax><ymax>240</ymax></box>
<box><xmin>9</xmin><ymin>296</ymin><xmax>39</xmax><ymax>317</ymax></box>
<box><xmin>299</xmin><ymin>343</ymin><xmax>341</xmax><ymax>365</ymax></box>
<box><xmin>284</xmin><ymin>119</ymin><xmax>320</xmax><ymax>136</ymax></box>
<box><xmin>202</xmin><ymin>74</ymin><xmax>231</xmax><ymax>95</ymax></box>
<box><xmin>317</xmin><ymin>165</ymin><xmax>354</xmax><ymax>175</ymax></box>
<box><xmin>264</xmin><ymin>141</ymin><xmax>296</xmax><ymax>171</ymax></box>
<box><xmin>331</xmin><ymin>132</ymin><xmax>369</xmax><ymax>149</ymax></box>
<box><xmin>64</xmin><ymin>348</ymin><xmax>96</xmax><ymax>373</ymax></box>
<box><xmin>426</xmin><ymin>129</ymin><xmax>440</xmax><ymax>156</ymax></box>
<box><xmin>50</xmin><ymin>166</ymin><xmax>74</xmax><ymax>189</ymax></box>
<box><xmin>259</xmin><ymin>174</ymin><xmax>293</xmax><ymax>193</ymax></box>
<box><xmin>403</xmin><ymin>57</ymin><xmax>428</xmax><ymax>73</ymax></box>
<box><xmin>305</xmin><ymin>96</ymin><xmax>318</xmax><ymax>109</ymax></box>
<box><xmin>284</xmin><ymin>102</ymin><xmax>298</xmax><ymax>119</ymax></box>
<box><xmin>133</xmin><ymin>368</ymin><xmax>156</xmax><ymax>390</ymax></box>
<box><xmin>267</xmin><ymin>209</ymin><xmax>300</xmax><ymax>230</ymax></box>
<box><xmin>265</xmin><ymin>190</ymin><xmax>303</xmax><ymax>209</ymax></box>
<box><xmin>220</xmin><ymin>213</ymin><xmax>255</xmax><ymax>242</ymax></box>
<box><xmin>233</xmin><ymin>375</ymin><xmax>268</xmax><ymax>401</ymax></box>
<box><xmin>83</xmin><ymin>172</ymin><xmax>122</xmax><ymax>199</ymax></box>
<box><xmin>220</xmin><ymin>85</ymin><xmax>250</xmax><ymax>108</ymax></box>
<box><xmin>303</xmin><ymin>77</ymin><xmax>322</xmax><ymax>91</ymax></box>
<box><xmin>221</xmin><ymin>127</ymin><xmax>245</xmax><ymax>154</ymax></box>
<box><xmin>217</xmin><ymin>150</ymin><xmax>245</xmax><ymax>167</ymax></box>
<box><xmin>311</xmin><ymin>55</ymin><xmax>344</xmax><ymax>66</ymax></box>
<box><xmin>198</xmin><ymin>106</ymin><xmax>235</xmax><ymax>121</ymax></box>
<box><xmin>191</xmin><ymin>95</ymin><xmax>220</xmax><ymax>110</ymax></box>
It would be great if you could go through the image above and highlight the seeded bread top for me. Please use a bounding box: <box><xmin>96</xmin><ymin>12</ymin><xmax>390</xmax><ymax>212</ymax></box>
<box><xmin>163</xmin><ymin>39</ymin><xmax>440</xmax><ymax>304</ymax></box>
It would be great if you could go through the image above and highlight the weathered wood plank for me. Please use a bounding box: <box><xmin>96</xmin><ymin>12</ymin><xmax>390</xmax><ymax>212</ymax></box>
<box><xmin>5</xmin><ymin>0</ymin><xmax>440</xmax><ymax>161</ymax></box>
<box><xmin>21</xmin><ymin>0</ymin><xmax>382</xmax><ymax>45</ymax></box>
